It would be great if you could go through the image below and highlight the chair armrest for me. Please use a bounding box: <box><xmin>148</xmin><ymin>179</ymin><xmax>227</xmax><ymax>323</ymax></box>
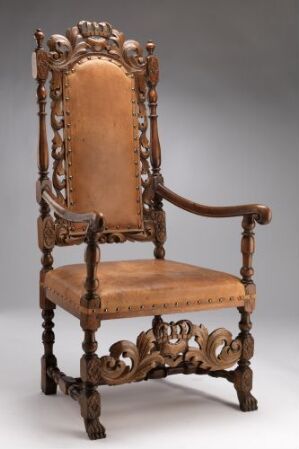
<box><xmin>42</xmin><ymin>189</ymin><xmax>105</xmax><ymax>233</ymax></box>
<box><xmin>157</xmin><ymin>183</ymin><xmax>271</xmax><ymax>296</ymax></box>
<box><xmin>156</xmin><ymin>184</ymin><xmax>271</xmax><ymax>225</ymax></box>
<box><xmin>42</xmin><ymin>188</ymin><xmax>104</xmax><ymax>323</ymax></box>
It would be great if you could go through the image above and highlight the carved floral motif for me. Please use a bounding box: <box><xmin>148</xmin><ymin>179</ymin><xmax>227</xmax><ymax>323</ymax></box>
<box><xmin>38</xmin><ymin>215</ymin><xmax>56</xmax><ymax>250</ymax></box>
<box><xmin>43</xmin><ymin>216</ymin><xmax>56</xmax><ymax>248</ymax></box>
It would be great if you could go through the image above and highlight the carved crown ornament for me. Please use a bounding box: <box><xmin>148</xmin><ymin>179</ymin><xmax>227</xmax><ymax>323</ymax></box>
<box><xmin>34</xmin><ymin>21</ymin><xmax>166</xmax><ymax>247</ymax></box>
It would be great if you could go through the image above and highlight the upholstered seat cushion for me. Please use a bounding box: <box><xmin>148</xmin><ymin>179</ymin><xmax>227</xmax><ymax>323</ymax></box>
<box><xmin>44</xmin><ymin>259</ymin><xmax>253</xmax><ymax>320</ymax></box>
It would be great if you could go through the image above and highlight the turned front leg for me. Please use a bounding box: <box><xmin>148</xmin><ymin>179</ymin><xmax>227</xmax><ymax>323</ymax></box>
<box><xmin>80</xmin><ymin>330</ymin><xmax>105</xmax><ymax>440</ymax></box>
<box><xmin>79</xmin><ymin>222</ymin><xmax>106</xmax><ymax>440</ymax></box>
<box><xmin>234</xmin><ymin>215</ymin><xmax>257</xmax><ymax>411</ymax></box>
<box><xmin>234</xmin><ymin>309</ymin><xmax>257</xmax><ymax>411</ymax></box>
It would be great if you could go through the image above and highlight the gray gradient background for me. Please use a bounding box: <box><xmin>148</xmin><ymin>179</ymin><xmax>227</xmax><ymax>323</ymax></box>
<box><xmin>0</xmin><ymin>0</ymin><xmax>298</xmax><ymax>318</ymax></box>
<box><xmin>0</xmin><ymin>1</ymin><xmax>298</xmax><ymax>448</ymax></box>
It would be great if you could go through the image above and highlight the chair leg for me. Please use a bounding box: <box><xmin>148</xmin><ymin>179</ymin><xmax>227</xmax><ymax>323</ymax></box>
<box><xmin>79</xmin><ymin>330</ymin><xmax>106</xmax><ymax>440</ymax></box>
<box><xmin>234</xmin><ymin>308</ymin><xmax>257</xmax><ymax>411</ymax></box>
<box><xmin>41</xmin><ymin>306</ymin><xmax>57</xmax><ymax>395</ymax></box>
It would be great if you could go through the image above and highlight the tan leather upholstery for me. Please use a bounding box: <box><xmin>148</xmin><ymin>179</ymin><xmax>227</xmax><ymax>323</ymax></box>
<box><xmin>45</xmin><ymin>260</ymin><xmax>253</xmax><ymax>320</ymax></box>
<box><xmin>64</xmin><ymin>56</ymin><xmax>143</xmax><ymax>233</ymax></box>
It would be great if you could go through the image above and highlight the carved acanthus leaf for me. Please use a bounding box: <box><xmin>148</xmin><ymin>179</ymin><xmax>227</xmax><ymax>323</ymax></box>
<box><xmin>99</xmin><ymin>330</ymin><xmax>163</xmax><ymax>385</ymax></box>
<box><xmin>184</xmin><ymin>325</ymin><xmax>242</xmax><ymax>370</ymax></box>
<box><xmin>98</xmin><ymin>319</ymin><xmax>242</xmax><ymax>386</ymax></box>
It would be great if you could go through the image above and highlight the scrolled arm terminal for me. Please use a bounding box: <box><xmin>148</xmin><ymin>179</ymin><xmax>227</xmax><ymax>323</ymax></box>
<box><xmin>42</xmin><ymin>188</ymin><xmax>105</xmax><ymax>233</ymax></box>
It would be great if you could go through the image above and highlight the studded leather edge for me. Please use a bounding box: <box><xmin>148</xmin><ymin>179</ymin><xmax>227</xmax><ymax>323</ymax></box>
<box><xmin>45</xmin><ymin>285</ymin><xmax>256</xmax><ymax>320</ymax></box>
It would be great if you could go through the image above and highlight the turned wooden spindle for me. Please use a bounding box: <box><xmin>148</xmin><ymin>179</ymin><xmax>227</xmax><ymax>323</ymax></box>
<box><xmin>34</xmin><ymin>29</ymin><xmax>57</xmax><ymax>395</ymax></box>
<box><xmin>146</xmin><ymin>40</ymin><xmax>161</xmax><ymax>174</ymax></box>
<box><xmin>35</xmin><ymin>29</ymin><xmax>49</xmax><ymax>183</ymax></box>
<box><xmin>146</xmin><ymin>41</ymin><xmax>166</xmax><ymax>260</ymax></box>
<box><xmin>240</xmin><ymin>215</ymin><xmax>255</xmax><ymax>284</ymax></box>
<box><xmin>35</xmin><ymin>27</ymin><xmax>53</xmax><ymax>287</ymax></box>
<box><xmin>81</xmin><ymin>228</ymin><xmax>101</xmax><ymax>307</ymax></box>
<box><xmin>234</xmin><ymin>214</ymin><xmax>257</xmax><ymax>411</ymax></box>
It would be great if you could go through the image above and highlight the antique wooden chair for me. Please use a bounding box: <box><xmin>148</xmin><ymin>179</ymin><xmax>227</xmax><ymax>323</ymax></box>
<box><xmin>33</xmin><ymin>21</ymin><xmax>271</xmax><ymax>440</ymax></box>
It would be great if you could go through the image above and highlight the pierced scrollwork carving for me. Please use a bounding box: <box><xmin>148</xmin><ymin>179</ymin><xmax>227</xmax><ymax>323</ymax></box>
<box><xmin>99</xmin><ymin>330</ymin><xmax>164</xmax><ymax>385</ymax></box>
<box><xmin>98</xmin><ymin>319</ymin><xmax>242</xmax><ymax>386</ymax></box>
<box><xmin>153</xmin><ymin>320</ymin><xmax>242</xmax><ymax>371</ymax></box>
<box><xmin>135</xmin><ymin>74</ymin><xmax>151</xmax><ymax>183</ymax></box>
<box><xmin>50</xmin><ymin>70</ymin><xmax>66</xmax><ymax>203</ymax></box>
<box><xmin>183</xmin><ymin>326</ymin><xmax>242</xmax><ymax>371</ymax></box>
<box><xmin>46</xmin><ymin>21</ymin><xmax>146</xmax><ymax>72</ymax></box>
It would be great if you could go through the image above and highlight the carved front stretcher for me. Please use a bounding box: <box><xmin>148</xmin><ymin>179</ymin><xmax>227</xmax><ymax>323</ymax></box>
<box><xmin>47</xmin><ymin>317</ymin><xmax>242</xmax><ymax>389</ymax></box>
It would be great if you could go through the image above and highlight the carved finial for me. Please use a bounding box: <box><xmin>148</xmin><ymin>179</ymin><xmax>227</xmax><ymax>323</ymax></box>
<box><xmin>146</xmin><ymin>40</ymin><xmax>156</xmax><ymax>55</ymax></box>
<box><xmin>35</xmin><ymin>28</ymin><xmax>45</xmax><ymax>49</ymax></box>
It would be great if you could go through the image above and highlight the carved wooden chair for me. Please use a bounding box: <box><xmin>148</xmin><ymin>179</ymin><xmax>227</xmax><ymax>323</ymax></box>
<box><xmin>33</xmin><ymin>21</ymin><xmax>271</xmax><ymax>440</ymax></box>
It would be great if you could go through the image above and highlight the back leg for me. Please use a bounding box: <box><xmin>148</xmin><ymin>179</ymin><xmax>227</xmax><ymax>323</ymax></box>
<box><xmin>41</xmin><ymin>305</ymin><xmax>57</xmax><ymax>395</ymax></box>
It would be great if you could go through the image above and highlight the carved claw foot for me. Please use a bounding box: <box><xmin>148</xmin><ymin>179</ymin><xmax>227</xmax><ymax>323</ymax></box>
<box><xmin>84</xmin><ymin>419</ymin><xmax>106</xmax><ymax>440</ymax></box>
<box><xmin>237</xmin><ymin>392</ymin><xmax>258</xmax><ymax>412</ymax></box>
<box><xmin>234</xmin><ymin>365</ymin><xmax>257</xmax><ymax>412</ymax></box>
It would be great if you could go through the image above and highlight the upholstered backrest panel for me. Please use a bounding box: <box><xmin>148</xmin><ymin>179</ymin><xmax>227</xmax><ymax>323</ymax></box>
<box><xmin>63</xmin><ymin>57</ymin><xmax>143</xmax><ymax>233</ymax></box>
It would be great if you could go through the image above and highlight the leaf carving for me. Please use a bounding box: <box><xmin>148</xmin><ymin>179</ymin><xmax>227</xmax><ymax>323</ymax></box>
<box><xmin>98</xmin><ymin>320</ymin><xmax>242</xmax><ymax>386</ymax></box>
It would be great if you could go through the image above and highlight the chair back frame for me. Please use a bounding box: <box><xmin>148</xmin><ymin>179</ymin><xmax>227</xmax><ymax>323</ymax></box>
<box><xmin>34</xmin><ymin>21</ymin><xmax>166</xmax><ymax>257</ymax></box>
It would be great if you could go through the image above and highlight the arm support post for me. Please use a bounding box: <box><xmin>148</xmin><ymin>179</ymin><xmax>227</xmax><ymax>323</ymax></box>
<box><xmin>41</xmin><ymin>188</ymin><xmax>105</xmax><ymax>325</ymax></box>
